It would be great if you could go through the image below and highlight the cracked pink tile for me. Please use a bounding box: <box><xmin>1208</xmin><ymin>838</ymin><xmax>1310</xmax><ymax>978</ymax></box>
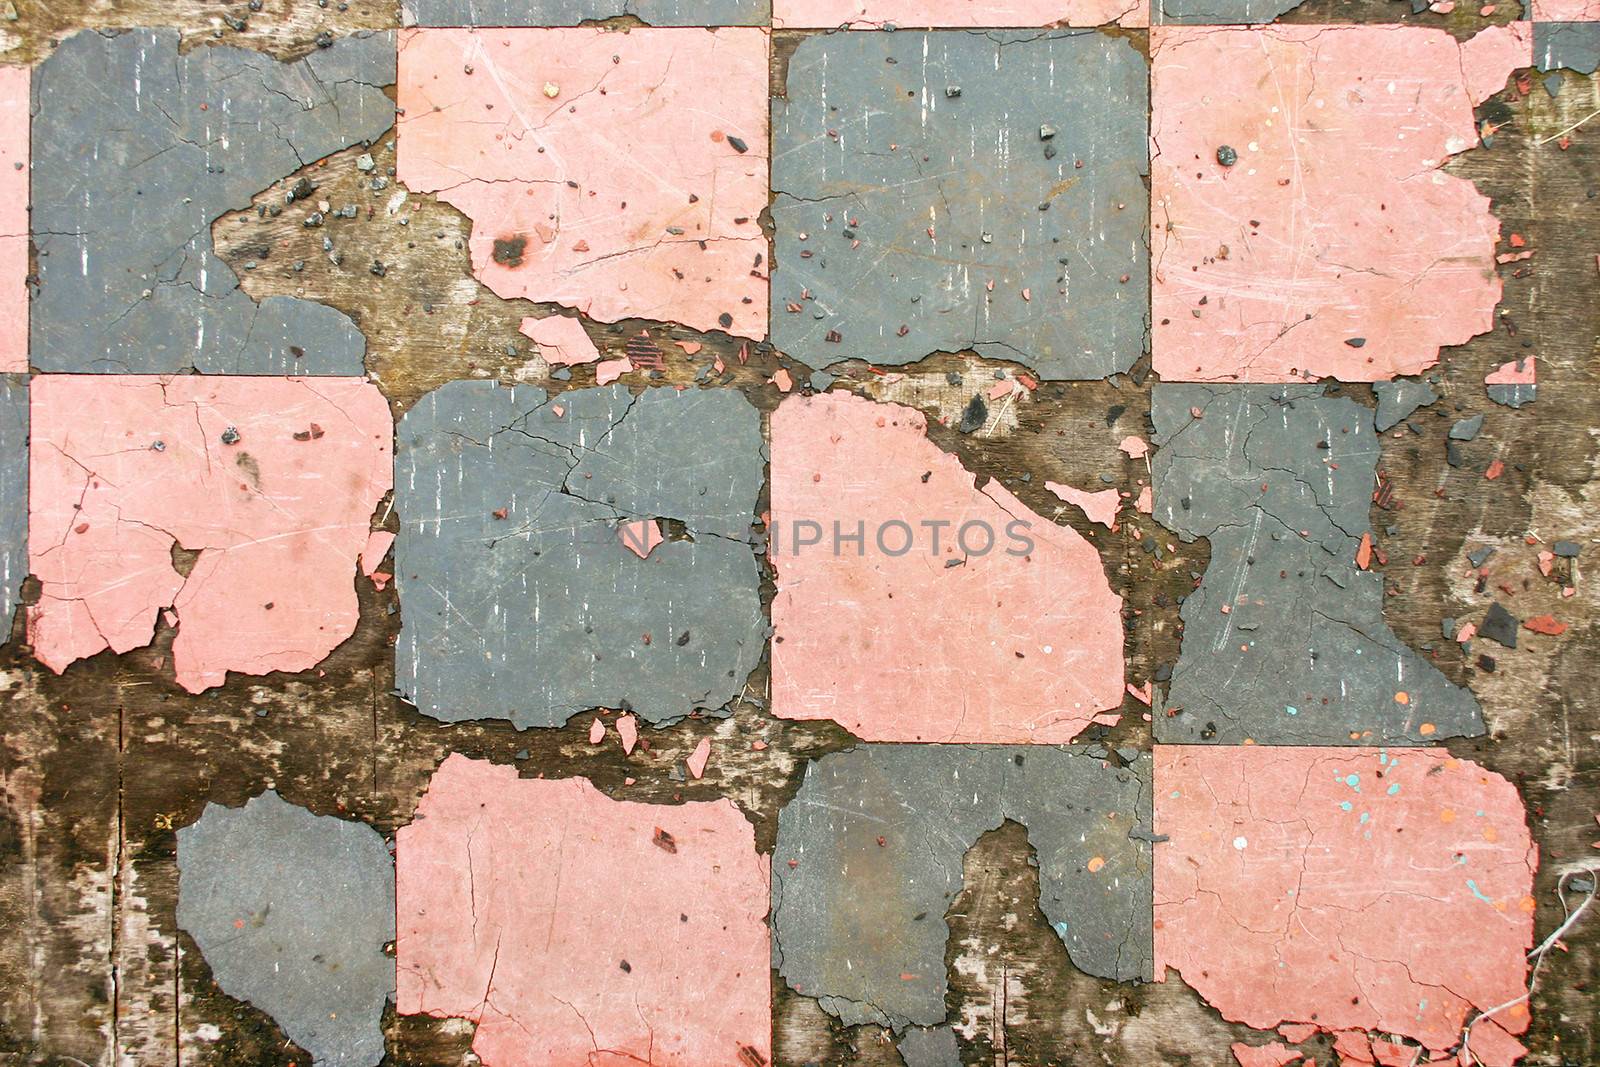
<box><xmin>1530</xmin><ymin>0</ymin><xmax>1599</xmax><ymax>18</ymax></box>
<box><xmin>769</xmin><ymin>391</ymin><xmax>1123</xmax><ymax>743</ymax></box>
<box><xmin>398</xmin><ymin>28</ymin><xmax>769</xmax><ymax>340</ymax></box>
<box><xmin>0</xmin><ymin>65</ymin><xmax>26</xmax><ymax>374</ymax></box>
<box><xmin>28</xmin><ymin>376</ymin><xmax>392</xmax><ymax>692</ymax></box>
<box><xmin>774</xmin><ymin>0</ymin><xmax>1148</xmax><ymax>28</ymax></box>
<box><xmin>1155</xmin><ymin>746</ymin><xmax>1537</xmax><ymax>1067</ymax></box>
<box><xmin>1151</xmin><ymin>25</ymin><xmax>1532</xmax><ymax>383</ymax></box>
<box><xmin>396</xmin><ymin>755</ymin><xmax>770</xmax><ymax>1067</ymax></box>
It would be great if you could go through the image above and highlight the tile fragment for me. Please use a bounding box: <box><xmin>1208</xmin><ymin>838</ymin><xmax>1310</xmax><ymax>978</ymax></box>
<box><xmin>32</xmin><ymin>30</ymin><xmax>396</xmax><ymax>374</ymax></box>
<box><xmin>518</xmin><ymin>316</ymin><xmax>601</xmax><ymax>367</ymax></box>
<box><xmin>397</xmin><ymin>28</ymin><xmax>768</xmax><ymax>340</ymax></box>
<box><xmin>897</xmin><ymin>1024</ymin><xmax>961</xmax><ymax>1067</ymax></box>
<box><xmin>1486</xmin><ymin>357</ymin><xmax>1536</xmax><ymax>408</ymax></box>
<box><xmin>404</xmin><ymin>0</ymin><xmax>768</xmax><ymax>24</ymax></box>
<box><xmin>770</xmin><ymin>392</ymin><xmax>1124</xmax><ymax>743</ymax></box>
<box><xmin>397</xmin><ymin>755</ymin><xmax>770</xmax><ymax>1067</ymax></box>
<box><xmin>395</xmin><ymin>382</ymin><xmax>765</xmax><ymax>728</ymax></box>
<box><xmin>771</xmin><ymin>31</ymin><xmax>1149</xmax><ymax>378</ymax></box>
<box><xmin>775</xmin><ymin>0</ymin><xmax>1148</xmax><ymax>28</ymax></box>
<box><xmin>1155</xmin><ymin>746</ymin><xmax>1537</xmax><ymax>1067</ymax></box>
<box><xmin>1046</xmin><ymin>481</ymin><xmax>1121</xmax><ymax>528</ymax></box>
<box><xmin>1151</xmin><ymin>384</ymin><xmax>1481</xmax><ymax>744</ymax></box>
<box><xmin>1373</xmin><ymin>379</ymin><xmax>1439</xmax><ymax>432</ymax></box>
<box><xmin>1151</xmin><ymin>26</ymin><xmax>1531</xmax><ymax>383</ymax></box>
<box><xmin>28</xmin><ymin>376</ymin><xmax>393</xmax><ymax>692</ymax></box>
<box><xmin>1535</xmin><ymin>22</ymin><xmax>1600</xmax><ymax>73</ymax></box>
<box><xmin>773</xmin><ymin>745</ymin><xmax>1153</xmax><ymax>1031</ymax></box>
<box><xmin>177</xmin><ymin>791</ymin><xmax>395</xmax><ymax>1067</ymax></box>
<box><xmin>1230</xmin><ymin>1042</ymin><xmax>1303</xmax><ymax>1067</ymax></box>
<box><xmin>0</xmin><ymin>66</ymin><xmax>24</xmax><ymax>374</ymax></box>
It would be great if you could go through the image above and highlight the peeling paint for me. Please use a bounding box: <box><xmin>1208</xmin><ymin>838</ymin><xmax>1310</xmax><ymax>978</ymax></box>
<box><xmin>771</xmin><ymin>30</ymin><xmax>1148</xmax><ymax>378</ymax></box>
<box><xmin>1151</xmin><ymin>25</ymin><xmax>1531</xmax><ymax>383</ymax></box>
<box><xmin>27</xmin><ymin>375</ymin><xmax>393</xmax><ymax>692</ymax></box>
<box><xmin>770</xmin><ymin>391</ymin><xmax>1124</xmax><ymax>743</ymax></box>
<box><xmin>1155</xmin><ymin>746</ymin><xmax>1537</xmax><ymax>1066</ymax></box>
<box><xmin>396</xmin><ymin>28</ymin><xmax>769</xmax><ymax>339</ymax></box>
<box><xmin>1151</xmin><ymin>384</ymin><xmax>1482</xmax><ymax>744</ymax></box>
<box><xmin>403</xmin><ymin>0</ymin><xmax>768</xmax><ymax>25</ymax></box>
<box><xmin>396</xmin><ymin>754</ymin><xmax>770</xmax><ymax>1067</ymax></box>
<box><xmin>774</xmin><ymin>0</ymin><xmax>1148</xmax><ymax>28</ymax></box>
<box><xmin>394</xmin><ymin>382</ymin><xmax>765</xmax><ymax>728</ymax></box>
<box><xmin>772</xmin><ymin>745</ymin><xmax>1154</xmax><ymax>1031</ymax></box>
<box><xmin>176</xmin><ymin>791</ymin><xmax>395</xmax><ymax>1067</ymax></box>
<box><xmin>31</xmin><ymin>30</ymin><xmax>396</xmax><ymax>373</ymax></box>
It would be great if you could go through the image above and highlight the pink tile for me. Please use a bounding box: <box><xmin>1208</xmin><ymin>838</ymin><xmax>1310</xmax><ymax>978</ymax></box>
<box><xmin>0</xmin><ymin>65</ymin><xmax>26</xmax><ymax>374</ymax></box>
<box><xmin>769</xmin><ymin>392</ymin><xmax>1123</xmax><ymax>743</ymax></box>
<box><xmin>1530</xmin><ymin>0</ymin><xmax>1598</xmax><ymax>17</ymax></box>
<box><xmin>28</xmin><ymin>376</ymin><xmax>393</xmax><ymax>692</ymax></box>
<box><xmin>398</xmin><ymin>28</ymin><xmax>768</xmax><ymax>340</ymax></box>
<box><xmin>1155</xmin><ymin>746</ymin><xmax>1537</xmax><ymax>1066</ymax></box>
<box><xmin>774</xmin><ymin>0</ymin><xmax>1147</xmax><ymax>28</ymax></box>
<box><xmin>1151</xmin><ymin>25</ymin><xmax>1532</xmax><ymax>383</ymax></box>
<box><xmin>396</xmin><ymin>755</ymin><xmax>771</xmax><ymax>1067</ymax></box>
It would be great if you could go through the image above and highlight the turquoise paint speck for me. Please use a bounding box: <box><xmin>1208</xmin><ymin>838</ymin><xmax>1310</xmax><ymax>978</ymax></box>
<box><xmin>1359</xmin><ymin>812</ymin><xmax>1370</xmax><ymax>824</ymax></box>
<box><xmin>1467</xmin><ymin>879</ymin><xmax>1494</xmax><ymax>904</ymax></box>
<box><xmin>1285</xmin><ymin>705</ymin><xmax>1298</xmax><ymax>716</ymax></box>
<box><xmin>1340</xmin><ymin>801</ymin><xmax>1353</xmax><ymax>812</ymax></box>
<box><xmin>1387</xmin><ymin>783</ymin><xmax>1401</xmax><ymax>796</ymax></box>
<box><xmin>1053</xmin><ymin>921</ymin><xmax>1070</xmax><ymax>938</ymax></box>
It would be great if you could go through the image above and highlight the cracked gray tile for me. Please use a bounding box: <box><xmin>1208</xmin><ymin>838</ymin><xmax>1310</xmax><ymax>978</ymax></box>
<box><xmin>32</xmin><ymin>29</ymin><xmax>395</xmax><ymax>373</ymax></box>
<box><xmin>394</xmin><ymin>381</ymin><xmax>766</xmax><ymax>728</ymax></box>
<box><xmin>176</xmin><ymin>791</ymin><xmax>395</xmax><ymax>1067</ymax></box>
<box><xmin>770</xmin><ymin>30</ymin><xmax>1148</xmax><ymax>378</ymax></box>
<box><xmin>1536</xmin><ymin>21</ymin><xmax>1600</xmax><ymax>73</ymax></box>
<box><xmin>1150</xmin><ymin>383</ymin><xmax>1483</xmax><ymax>745</ymax></box>
<box><xmin>772</xmin><ymin>745</ymin><xmax>1153</xmax><ymax>1032</ymax></box>
<box><xmin>0</xmin><ymin>376</ymin><xmax>21</xmax><ymax>639</ymax></box>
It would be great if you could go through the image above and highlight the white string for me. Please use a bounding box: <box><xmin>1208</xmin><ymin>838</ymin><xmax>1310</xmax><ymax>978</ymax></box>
<box><xmin>1459</xmin><ymin>865</ymin><xmax>1598</xmax><ymax>1065</ymax></box>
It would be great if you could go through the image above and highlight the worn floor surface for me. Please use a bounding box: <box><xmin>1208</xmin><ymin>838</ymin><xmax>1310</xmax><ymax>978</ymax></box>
<box><xmin>0</xmin><ymin>0</ymin><xmax>1596</xmax><ymax>1066</ymax></box>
